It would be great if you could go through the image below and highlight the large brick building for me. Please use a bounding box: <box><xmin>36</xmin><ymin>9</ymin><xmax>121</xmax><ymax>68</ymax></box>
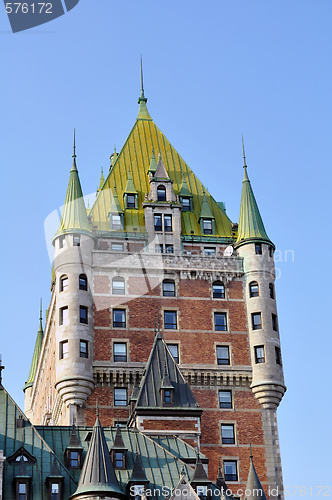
<box><xmin>22</xmin><ymin>77</ymin><xmax>286</xmax><ymax>498</ymax></box>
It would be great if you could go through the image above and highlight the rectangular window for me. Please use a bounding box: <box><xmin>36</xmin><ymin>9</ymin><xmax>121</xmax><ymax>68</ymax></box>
<box><xmin>203</xmin><ymin>219</ymin><xmax>213</xmax><ymax>234</ymax></box>
<box><xmin>224</xmin><ymin>460</ymin><xmax>238</xmax><ymax>482</ymax></box>
<box><xmin>269</xmin><ymin>246</ymin><xmax>273</xmax><ymax>257</ymax></box>
<box><xmin>164</xmin><ymin>310</ymin><xmax>177</xmax><ymax>329</ymax></box>
<box><xmin>255</xmin><ymin>243</ymin><xmax>262</xmax><ymax>255</ymax></box>
<box><xmin>214</xmin><ymin>312</ymin><xmax>227</xmax><ymax>331</ymax></box>
<box><xmin>114</xmin><ymin>388</ymin><xmax>127</xmax><ymax>406</ymax></box>
<box><xmin>18</xmin><ymin>482</ymin><xmax>27</xmax><ymax>500</ymax></box>
<box><xmin>251</xmin><ymin>312</ymin><xmax>261</xmax><ymax>330</ymax></box>
<box><xmin>164</xmin><ymin>215</ymin><xmax>172</xmax><ymax>232</ymax></box>
<box><xmin>181</xmin><ymin>197</ymin><xmax>191</xmax><ymax>211</ymax></box>
<box><xmin>113</xmin><ymin>309</ymin><xmax>126</xmax><ymax>328</ymax></box>
<box><xmin>59</xmin><ymin>236</ymin><xmax>66</xmax><ymax>249</ymax></box>
<box><xmin>163</xmin><ymin>280</ymin><xmax>175</xmax><ymax>297</ymax></box>
<box><xmin>80</xmin><ymin>306</ymin><xmax>88</xmax><ymax>324</ymax></box>
<box><xmin>111</xmin><ymin>214</ymin><xmax>122</xmax><ymax>230</ymax></box>
<box><xmin>163</xmin><ymin>389</ymin><xmax>172</xmax><ymax>403</ymax></box>
<box><xmin>111</xmin><ymin>243</ymin><xmax>124</xmax><ymax>251</ymax></box>
<box><xmin>79</xmin><ymin>275</ymin><xmax>87</xmax><ymax>291</ymax></box>
<box><xmin>112</xmin><ymin>279</ymin><xmax>125</xmax><ymax>295</ymax></box>
<box><xmin>51</xmin><ymin>482</ymin><xmax>59</xmax><ymax>500</ymax></box>
<box><xmin>165</xmin><ymin>244</ymin><xmax>174</xmax><ymax>253</ymax></box>
<box><xmin>272</xmin><ymin>313</ymin><xmax>278</xmax><ymax>331</ymax></box>
<box><xmin>59</xmin><ymin>306</ymin><xmax>69</xmax><ymax>326</ymax></box>
<box><xmin>60</xmin><ymin>276</ymin><xmax>68</xmax><ymax>292</ymax></box>
<box><xmin>155</xmin><ymin>244</ymin><xmax>164</xmax><ymax>253</ymax></box>
<box><xmin>275</xmin><ymin>346</ymin><xmax>282</xmax><ymax>365</ymax></box>
<box><xmin>127</xmin><ymin>194</ymin><xmax>136</xmax><ymax>208</ymax></box>
<box><xmin>213</xmin><ymin>282</ymin><xmax>225</xmax><ymax>298</ymax></box>
<box><xmin>115</xmin><ymin>452</ymin><xmax>124</xmax><ymax>468</ymax></box>
<box><xmin>219</xmin><ymin>390</ymin><xmax>232</xmax><ymax>409</ymax></box>
<box><xmin>59</xmin><ymin>341</ymin><xmax>68</xmax><ymax>360</ymax></box>
<box><xmin>269</xmin><ymin>283</ymin><xmax>275</xmax><ymax>299</ymax></box>
<box><xmin>114</xmin><ymin>343</ymin><xmax>127</xmax><ymax>362</ymax></box>
<box><xmin>70</xmin><ymin>451</ymin><xmax>79</xmax><ymax>467</ymax></box>
<box><xmin>255</xmin><ymin>345</ymin><xmax>265</xmax><ymax>364</ymax></box>
<box><xmin>154</xmin><ymin>214</ymin><xmax>162</xmax><ymax>231</ymax></box>
<box><xmin>73</xmin><ymin>235</ymin><xmax>80</xmax><ymax>246</ymax></box>
<box><xmin>204</xmin><ymin>247</ymin><xmax>216</xmax><ymax>256</ymax></box>
<box><xmin>80</xmin><ymin>340</ymin><xmax>88</xmax><ymax>358</ymax></box>
<box><xmin>217</xmin><ymin>346</ymin><xmax>230</xmax><ymax>365</ymax></box>
<box><xmin>221</xmin><ymin>424</ymin><xmax>235</xmax><ymax>444</ymax></box>
<box><xmin>167</xmin><ymin>344</ymin><xmax>179</xmax><ymax>363</ymax></box>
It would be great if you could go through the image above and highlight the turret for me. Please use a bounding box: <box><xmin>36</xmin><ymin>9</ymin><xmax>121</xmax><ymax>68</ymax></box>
<box><xmin>234</xmin><ymin>141</ymin><xmax>285</xmax><ymax>410</ymax></box>
<box><xmin>23</xmin><ymin>301</ymin><xmax>44</xmax><ymax>419</ymax></box>
<box><xmin>234</xmin><ymin>141</ymin><xmax>285</xmax><ymax>496</ymax></box>
<box><xmin>52</xmin><ymin>131</ymin><xmax>95</xmax><ymax>425</ymax></box>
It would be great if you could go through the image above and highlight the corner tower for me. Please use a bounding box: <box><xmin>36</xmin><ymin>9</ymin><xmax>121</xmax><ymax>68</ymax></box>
<box><xmin>234</xmin><ymin>141</ymin><xmax>286</xmax><ymax>496</ymax></box>
<box><xmin>51</xmin><ymin>132</ymin><xmax>95</xmax><ymax>425</ymax></box>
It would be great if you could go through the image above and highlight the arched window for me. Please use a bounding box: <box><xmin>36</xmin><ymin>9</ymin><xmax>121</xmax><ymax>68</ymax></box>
<box><xmin>163</xmin><ymin>279</ymin><xmax>175</xmax><ymax>297</ymax></box>
<box><xmin>79</xmin><ymin>274</ymin><xmax>87</xmax><ymax>291</ymax></box>
<box><xmin>60</xmin><ymin>275</ymin><xmax>68</xmax><ymax>292</ymax></box>
<box><xmin>157</xmin><ymin>185</ymin><xmax>166</xmax><ymax>201</ymax></box>
<box><xmin>269</xmin><ymin>283</ymin><xmax>275</xmax><ymax>299</ymax></box>
<box><xmin>212</xmin><ymin>281</ymin><xmax>225</xmax><ymax>299</ymax></box>
<box><xmin>249</xmin><ymin>281</ymin><xmax>259</xmax><ymax>297</ymax></box>
<box><xmin>112</xmin><ymin>277</ymin><xmax>125</xmax><ymax>295</ymax></box>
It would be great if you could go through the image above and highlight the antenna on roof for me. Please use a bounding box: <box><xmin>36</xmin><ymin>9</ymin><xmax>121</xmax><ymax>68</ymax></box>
<box><xmin>242</xmin><ymin>134</ymin><xmax>247</xmax><ymax>168</ymax></box>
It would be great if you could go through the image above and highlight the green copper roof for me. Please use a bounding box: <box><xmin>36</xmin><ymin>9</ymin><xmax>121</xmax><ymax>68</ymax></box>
<box><xmin>148</xmin><ymin>150</ymin><xmax>158</xmax><ymax>174</ymax></box>
<box><xmin>89</xmin><ymin>96</ymin><xmax>233</xmax><ymax>239</ymax></box>
<box><xmin>23</xmin><ymin>301</ymin><xmax>44</xmax><ymax>391</ymax></box>
<box><xmin>199</xmin><ymin>191</ymin><xmax>214</xmax><ymax>220</ymax></box>
<box><xmin>97</xmin><ymin>167</ymin><xmax>105</xmax><ymax>192</ymax></box>
<box><xmin>235</xmin><ymin>156</ymin><xmax>273</xmax><ymax>248</ymax></box>
<box><xmin>133</xmin><ymin>331</ymin><xmax>200</xmax><ymax>411</ymax></box>
<box><xmin>71</xmin><ymin>416</ymin><xmax>125</xmax><ymax>499</ymax></box>
<box><xmin>179</xmin><ymin>174</ymin><xmax>192</xmax><ymax>197</ymax></box>
<box><xmin>53</xmin><ymin>133</ymin><xmax>91</xmax><ymax>241</ymax></box>
<box><xmin>110</xmin><ymin>185</ymin><xmax>124</xmax><ymax>214</ymax></box>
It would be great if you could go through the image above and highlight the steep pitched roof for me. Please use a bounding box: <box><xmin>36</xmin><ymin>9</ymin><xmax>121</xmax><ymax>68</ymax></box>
<box><xmin>244</xmin><ymin>453</ymin><xmax>267</xmax><ymax>500</ymax></box>
<box><xmin>199</xmin><ymin>191</ymin><xmax>214</xmax><ymax>220</ymax></box>
<box><xmin>53</xmin><ymin>133</ymin><xmax>91</xmax><ymax>241</ymax></box>
<box><xmin>128</xmin><ymin>453</ymin><xmax>148</xmax><ymax>483</ymax></box>
<box><xmin>71</xmin><ymin>416</ymin><xmax>124</xmax><ymax>499</ymax></box>
<box><xmin>132</xmin><ymin>331</ymin><xmax>200</xmax><ymax>411</ymax></box>
<box><xmin>89</xmin><ymin>95</ymin><xmax>233</xmax><ymax>239</ymax></box>
<box><xmin>191</xmin><ymin>455</ymin><xmax>210</xmax><ymax>484</ymax></box>
<box><xmin>111</xmin><ymin>426</ymin><xmax>127</xmax><ymax>451</ymax></box>
<box><xmin>235</xmin><ymin>146</ymin><xmax>272</xmax><ymax>248</ymax></box>
<box><xmin>23</xmin><ymin>302</ymin><xmax>44</xmax><ymax>391</ymax></box>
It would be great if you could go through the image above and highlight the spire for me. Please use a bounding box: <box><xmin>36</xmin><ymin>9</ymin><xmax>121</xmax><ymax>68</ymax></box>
<box><xmin>23</xmin><ymin>301</ymin><xmax>44</xmax><ymax>391</ymax></box>
<box><xmin>110</xmin><ymin>147</ymin><xmax>118</xmax><ymax>169</ymax></box>
<box><xmin>191</xmin><ymin>454</ymin><xmax>210</xmax><ymax>484</ymax></box>
<box><xmin>124</xmin><ymin>169</ymin><xmax>138</xmax><ymax>194</ymax></box>
<box><xmin>235</xmin><ymin>143</ymin><xmax>273</xmax><ymax>248</ymax></box>
<box><xmin>179</xmin><ymin>174</ymin><xmax>192</xmax><ymax>197</ymax></box>
<box><xmin>53</xmin><ymin>133</ymin><xmax>91</xmax><ymax>241</ymax></box>
<box><xmin>154</xmin><ymin>153</ymin><xmax>169</xmax><ymax>179</ymax></box>
<box><xmin>67</xmin><ymin>425</ymin><xmax>82</xmax><ymax>449</ymax></box>
<box><xmin>137</xmin><ymin>56</ymin><xmax>152</xmax><ymax>120</ymax></box>
<box><xmin>216</xmin><ymin>461</ymin><xmax>229</xmax><ymax>495</ymax></box>
<box><xmin>129</xmin><ymin>453</ymin><xmax>148</xmax><ymax>483</ymax></box>
<box><xmin>111</xmin><ymin>426</ymin><xmax>127</xmax><ymax>451</ymax></box>
<box><xmin>110</xmin><ymin>184</ymin><xmax>124</xmax><ymax>214</ymax></box>
<box><xmin>97</xmin><ymin>167</ymin><xmax>105</xmax><ymax>192</ymax></box>
<box><xmin>71</xmin><ymin>416</ymin><xmax>125</xmax><ymax>499</ymax></box>
<box><xmin>147</xmin><ymin>150</ymin><xmax>158</xmax><ymax>176</ymax></box>
<box><xmin>244</xmin><ymin>450</ymin><xmax>267</xmax><ymax>500</ymax></box>
<box><xmin>199</xmin><ymin>190</ymin><xmax>214</xmax><ymax>220</ymax></box>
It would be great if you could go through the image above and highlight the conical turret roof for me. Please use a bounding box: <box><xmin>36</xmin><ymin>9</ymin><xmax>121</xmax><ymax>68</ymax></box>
<box><xmin>148</xmin><ymin>150</ymin><xmax>158</xmax><ymax>175</ymax></box>
<box><xmin>124</xmin><ymin>170</ymin><xmax>138</xmax><ymax>194</ymax></box>
<box><xmin>154</xmin><ymin>153</ymin><xmax>169</xmax><ymax>179</ymax></box>
<box><xmin>129</xmin><ymin>453</ymin><xmax>149</xmax><ymax>483</ymax></box>
<box><xmin>111</xmin><ymin>426</ymin><xmax>127</xmax><ymax>451</ymax></box>
<box><xmin>244</xmin><ymin>451</ymin><xmax>267</xmax><ymax>500</ymax></box>
<box><xmin>179</xmin><ymin>174</ymin><xmax>192</xmax><ymax>197</ymax></box>
<box><xmin>235</xmin><ymin>143</ymin><xmax>273</xmax><ymax>248</ymax></box>
<box><xmin>23</xmin><ymin>301</ymin><xmax>44</xmax><ymax>391</ymax></box>
<box><xmin>71</xmin><ymin>416</ymin><xmax>125</xmax><ymax>499</ymax></box>
<box><xmin>110</xmin><ymin>185</ymin><xmax>124</xmax><ymax>214</ymax></box>
<box><xmin>53</xmin><ymin>132</ymin><xmax>91</xmax><ymax>241</ymax></box>
<box><xmin>199</xmin><ymin>191</ymin><xmax>214</xmax><ymax>220</ymax></box>
<box><xmin>191</xmin><ymin>455</ymin><xmax>210</xmax><ymax>484</ymax></box>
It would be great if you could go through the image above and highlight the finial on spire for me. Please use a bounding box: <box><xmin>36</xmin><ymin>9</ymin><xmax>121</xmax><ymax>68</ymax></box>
<box><xmin>96</xmin><ymin>400</ymin><xmax>99</xmax><ymax>417</ymax></box>
<box><xmin>73</xmin><ymin>129</ymin><xmax>76</xmax><ymax>158</ymax></box>
<box><xmin>242</xmin><ymin>135</ymin><xmax>247</xmax><ymax>168</ymax></box>
<box><xmin>140</xmin><ymin>54</ymin><xmax>144</xmax><ymax>99</ymax></box>
<box><xmin>39</xmin><ymin>298</ymin><xmax>42</xmax><ymax>322</ymax></box>
<box><xmin>249</xmin><ymin>437</ymin><xmax>253</xmax><ymax>458</ymax></box>
<box><xmin>0</xmin><ymin>355</ymin><xmax>5</xmax><ymax>385</ymax></box>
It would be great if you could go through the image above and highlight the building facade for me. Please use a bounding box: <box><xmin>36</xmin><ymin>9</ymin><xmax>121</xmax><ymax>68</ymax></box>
<box><xmin>22</xmin><ymin>81</ymin><xmax>286</xmax><ymax>498</ymax></box>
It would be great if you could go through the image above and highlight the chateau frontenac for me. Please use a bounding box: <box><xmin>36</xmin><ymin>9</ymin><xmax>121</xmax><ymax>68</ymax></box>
<box><xmin>0</xmin><ymin>76</ymin><xmax>286</xmax><ymax>500</ymax></box>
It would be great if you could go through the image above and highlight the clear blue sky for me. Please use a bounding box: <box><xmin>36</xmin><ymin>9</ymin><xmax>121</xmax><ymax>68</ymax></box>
<box><xmin>1</xmin><ymin>0</ymin><xmax>331</xmax><ymax>494</ymax></box>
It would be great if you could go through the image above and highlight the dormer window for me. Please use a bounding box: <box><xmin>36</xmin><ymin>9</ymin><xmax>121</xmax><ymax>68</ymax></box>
<box><xmin>46</xmin><ymin>477</ymin><xmax>64</xmax><ymax>500</ymax></box>
<box><xmin>163</xmin><ymin>389</ymin><xmax>173</xmax><ymax>404</ymax></box>
<box><xmin>111</xmin><ymin>214</ymin><xmax>123</xmax><ymax>230</ymax></box>
<box><xmin>181</xmin><ymin>197</ymin><xmax>192</xmax><ymax>211</ymax></box>
<box><xmin>132</xmin><ymin>485</ymin><xmax>144</xmax><ymax>500</ymax></box>
<box><xmin>202</xmin><ymin>219</ymin><xmax>213</xmax><ymax>235</ymax></box>
<box><xmin>126</xmin><ymin>194</ymin><xmax>137</xmax><ymax>209</ymax></box>
<box><xmin>157</xmin><ymin>185</ymin><xmax>166</xmax><ymax>201</ymax></box>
